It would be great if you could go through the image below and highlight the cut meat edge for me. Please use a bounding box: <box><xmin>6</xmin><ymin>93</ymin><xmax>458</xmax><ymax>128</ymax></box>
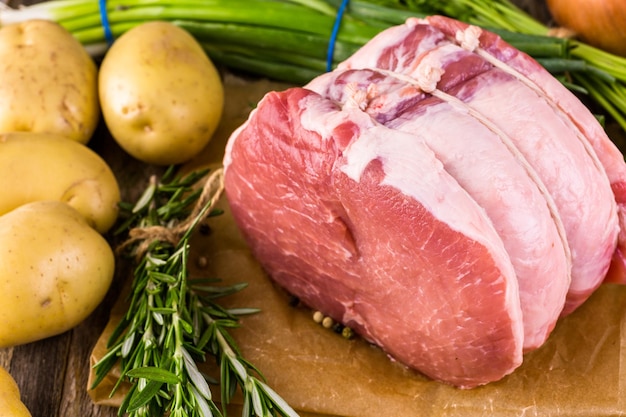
<box><xmin>224</xmin><ymin>86</ymin><xmax>525</xmax><ymax>388</ymax></box>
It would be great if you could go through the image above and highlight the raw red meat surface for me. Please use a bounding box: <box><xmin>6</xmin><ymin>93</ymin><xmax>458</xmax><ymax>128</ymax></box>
<box><xmin>223</xmin><ymin>16</ymin><xmax>623</xmax><ymax>388</ymax></box>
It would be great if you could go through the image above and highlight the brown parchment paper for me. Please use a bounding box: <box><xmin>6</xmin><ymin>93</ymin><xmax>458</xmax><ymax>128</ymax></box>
<box><xmin>89</xmin><ymin>73</ymin><xmax>626</xmax><ymax>417</ymax></box>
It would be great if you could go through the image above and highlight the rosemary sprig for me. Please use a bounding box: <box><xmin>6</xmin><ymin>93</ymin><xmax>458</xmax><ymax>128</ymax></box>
<box><xmin>91</xmin><ymin>166</ymin><xmax>298</xmax><ymax>417</ymax></box>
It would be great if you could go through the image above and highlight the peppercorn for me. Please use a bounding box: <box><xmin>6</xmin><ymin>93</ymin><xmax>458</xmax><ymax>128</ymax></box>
<box><xmin>312</xmin><ymin>311</ymin><xmax>324</xmax><ymax>324</ymax></box>
<box><xmin>322</xmin><ymin>316</ymin><xmax>334</xmax><ymax>329</ymax></box>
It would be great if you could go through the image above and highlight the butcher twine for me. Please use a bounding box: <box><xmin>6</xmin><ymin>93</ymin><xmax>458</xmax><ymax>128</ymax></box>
<box><xmin>117</xmin><ymin>168</ymin><xmax>226</xmax><ymax>259</ymax></box>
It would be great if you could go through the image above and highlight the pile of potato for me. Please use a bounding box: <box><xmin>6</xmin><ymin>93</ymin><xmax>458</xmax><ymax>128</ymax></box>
<box><xmin>0</xmin><ymin>19</ymin><xmax>224</xmax><ymax>351</ymax></box>
<box><xmin>0</xmin><ymin>365</ymin><xmax>31</xmax><ymax>417</ymax></box>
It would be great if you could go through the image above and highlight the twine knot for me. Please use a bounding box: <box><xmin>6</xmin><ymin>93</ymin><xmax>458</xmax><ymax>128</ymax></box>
<box><xmin>118</xmin><ymin>167</ymin><xmax>225</xmax><ymax>258</ymax></box>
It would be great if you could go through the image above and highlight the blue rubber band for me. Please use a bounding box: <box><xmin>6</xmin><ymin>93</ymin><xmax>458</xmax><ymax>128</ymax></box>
<box><xmin>326</xmin><ymin>0</ymin><xmax>349</xmax><ymax>72</ymax></box>
<box><xmin>99</xmin><ymin>0</ymin><xmax>114</xmax><ymax>45</ymax></box>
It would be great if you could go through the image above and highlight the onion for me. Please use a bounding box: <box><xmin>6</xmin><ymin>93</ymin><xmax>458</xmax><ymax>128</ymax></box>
<box><xmin>546</xmin><ymin>0</ymin><xmax>626</xmax><ymax>56</ymax></box>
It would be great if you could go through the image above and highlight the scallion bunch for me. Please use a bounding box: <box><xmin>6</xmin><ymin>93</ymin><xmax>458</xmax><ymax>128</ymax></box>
<box><xmin>2</xmin><ymin>0</ymin><xmax>626</xmax><ymax>129</ymax></box>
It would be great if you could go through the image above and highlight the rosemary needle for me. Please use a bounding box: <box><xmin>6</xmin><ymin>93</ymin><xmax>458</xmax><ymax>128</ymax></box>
<box><xmin>91</xmin><ymin>166</ymin><xmax>299</xmax><ymax>417</ymax></box>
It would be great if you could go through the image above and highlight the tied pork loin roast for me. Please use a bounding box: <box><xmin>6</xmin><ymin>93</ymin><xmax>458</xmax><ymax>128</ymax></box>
<box><xmin>223</xmin><ymin>15</ymin><xmax>626</xmax><ymax>388</ymax></box>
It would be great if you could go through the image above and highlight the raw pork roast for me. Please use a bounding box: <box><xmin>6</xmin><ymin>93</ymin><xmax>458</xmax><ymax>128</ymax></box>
<box><xmin>223</xmin><ymin>16</ymin><xmax>626</xmax><ymax>388</ymax></box>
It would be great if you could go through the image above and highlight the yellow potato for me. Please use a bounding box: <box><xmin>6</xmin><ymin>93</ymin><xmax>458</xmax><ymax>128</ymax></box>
<box><xmin>0</xmin><ymin>201</ymin><xmax>115</xmax><ymax>348</ymax></box>
<box><xmin>0</xmin><ymin>132</ymin><xmax>120</xmax><ymax>233</ymax></box>
<box><xmin>99</xmin><ymin>21</ymin><xmax>224</xmax><ymax>165</ymax></box>
<box><xmin>0</xmin><ymin>366</ymin><xmax>32</xmax><ymax>417</ymax></box>
<box><xmin>0</xmin><ymin>20</ymin><xmax>99</xmax><ymax>144</ymax></box>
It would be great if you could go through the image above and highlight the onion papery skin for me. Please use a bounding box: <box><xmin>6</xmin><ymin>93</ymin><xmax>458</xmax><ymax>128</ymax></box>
<box><xmin>547</xmin><ymin>0</ymin><xmax>626</xmax><ymax>56</ymax></box>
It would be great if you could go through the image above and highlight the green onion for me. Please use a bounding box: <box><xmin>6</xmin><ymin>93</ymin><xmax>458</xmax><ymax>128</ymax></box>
<box><xmin>2</xmin><ymin>0</ymin><xmax>626</xmax><ymax>129</ymax></box>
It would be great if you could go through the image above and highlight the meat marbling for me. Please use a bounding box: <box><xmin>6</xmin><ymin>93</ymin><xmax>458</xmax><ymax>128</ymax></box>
<box><xmin>223</xmin><ymin>16</ymin><xmax>623</xmax><ymax>388</ymax></box>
